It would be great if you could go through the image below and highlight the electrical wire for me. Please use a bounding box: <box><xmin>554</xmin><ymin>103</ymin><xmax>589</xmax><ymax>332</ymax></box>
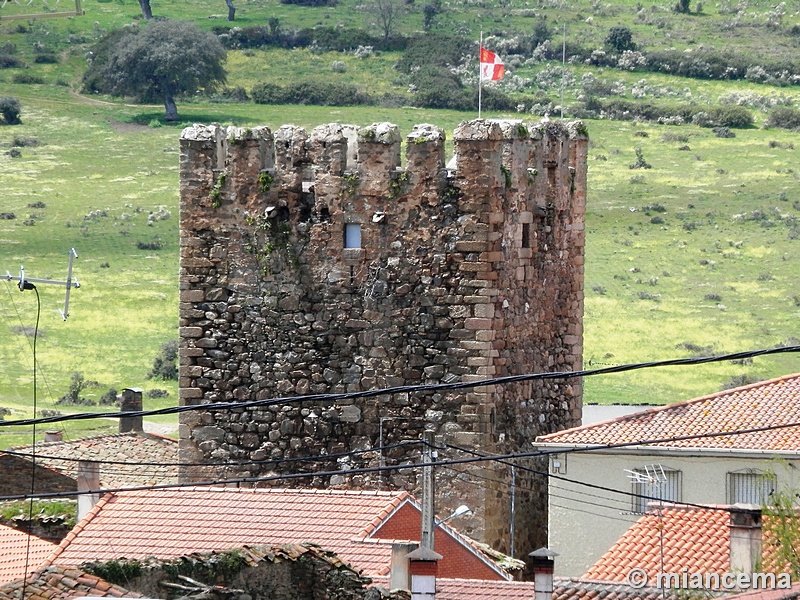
<box><xmin>1</xmin><ymin>344</ymin><xmax>798</xmax><ymax>429</ymax></box>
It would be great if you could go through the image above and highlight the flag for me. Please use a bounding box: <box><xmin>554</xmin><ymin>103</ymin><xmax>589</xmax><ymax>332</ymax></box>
<box><xmin>479</xmin><ymin>46</ymin><xmax>505</xmax><ymax>81</ymax></box>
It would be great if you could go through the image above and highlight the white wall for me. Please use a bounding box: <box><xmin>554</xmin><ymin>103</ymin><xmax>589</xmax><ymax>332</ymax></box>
<box><xmin>547</xmin><ymin>451</ymin><xmax>800</xmax><ymax>577</ymax></box>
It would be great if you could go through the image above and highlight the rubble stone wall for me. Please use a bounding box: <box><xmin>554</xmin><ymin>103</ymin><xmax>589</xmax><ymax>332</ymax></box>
<box><xmin>178</xmin><ymin>119</ymin><xmax>588</xmax><ymax>558</ymax></box>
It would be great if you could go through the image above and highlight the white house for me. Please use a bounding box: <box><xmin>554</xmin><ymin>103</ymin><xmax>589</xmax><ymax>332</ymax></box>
<box><xmin>533</xmin><ymin>373</ymin><xmax>800</xmax><ymax>577</ymax></box>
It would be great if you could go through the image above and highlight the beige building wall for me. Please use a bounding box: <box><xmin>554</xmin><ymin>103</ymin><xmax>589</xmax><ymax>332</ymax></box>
<box><xmin>546</xmin><ymin>450</ymin><xmax>800</xmax><ymax>577</ymax></box>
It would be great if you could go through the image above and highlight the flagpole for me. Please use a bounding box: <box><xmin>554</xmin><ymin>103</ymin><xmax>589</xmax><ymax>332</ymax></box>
<box><xmin>478</xmin><ymin>30</ymin><xmax>483</xmax><ymax>119</ymax></box>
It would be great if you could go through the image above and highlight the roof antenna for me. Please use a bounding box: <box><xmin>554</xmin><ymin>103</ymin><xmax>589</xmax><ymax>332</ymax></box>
<box><xmin>3</xmin><ymin>248</ymin><xmax>81</xmax><ymax>319</ymax></box>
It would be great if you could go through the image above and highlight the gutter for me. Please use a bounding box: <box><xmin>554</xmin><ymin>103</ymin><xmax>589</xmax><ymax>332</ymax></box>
<box><xmin>531</xmin><ymin>443</ymin><xmax>800</xmax><ymax>460</ymax></box>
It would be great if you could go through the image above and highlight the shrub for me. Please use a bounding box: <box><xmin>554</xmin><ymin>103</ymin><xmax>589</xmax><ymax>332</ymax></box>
<box><xmin>136</xmin><ymin>240</ymin><xmax>163</xmax><ymax>250</ymax></box>
<box><xmin>713</xmin><ymin>126</ymin><xmax>735</xmax><ymax>138</ymax></box>
<box><xmin>693</xmin><ymin>105</ymin><xmax>753</xmax><ymax>128</ymax></box>
<box><xmin>396</xmin><ymin>33</ymin><xmax>471</xmax><ymax>73</ymax></box>
<box><xmin>56</xmin><ymin>372</ymin><xmax>96</xmax><ymax>406</ymax></box>
<box><xmin>629</xmin><ymin>147</ymin><xmax>651</xmax><ymax>169</ymax></box>
<box><xmin>0</xmin><ymin>54</ymin><xmax>25</xmax><ymax>68</ymax></box>
<box><xmin>148</xmin><ymin>340</ymin><xmax>179</xmax><ymax>380</ymax></box>
<box><xmin>0</xmin><ymin>97</ymin><xmax>21</xmax><ymax>125</ymax></box>
<box><xmin>281</xmin><ymin>0</ymin><xmax>338</xmax><ymax>6</ymax></box>
<box><xmin>331</xmin><ymin>60</ymin><xmax>346</xmax><ymax>73</ymax></box>
<box><xmin>34</xmin><ymin>53</ymin><xmax>58</xmax><ymax>64</ymax></box>
<box><xmin>12</xmin><ymin>73</ymin><xmax>44</xmax><ymax>84</ymax></box>
<box><xmin>766</xmin><ymin>107</ymin><xmax>800</xmax><ymax>130</ymax></box>
<box><xmin>99</xmin><ymin>388</ymin><xmax>119</xmax><ymax>405</ymax></box>
<box><xmin>605</xmin><ymin>26</ymin><xmax>636</xmax><ymax>53</ymax></box>
<box><xmin>252</xmin><ymin>80</ymin><xmax>374</xmax><ymax>107</ymax></box>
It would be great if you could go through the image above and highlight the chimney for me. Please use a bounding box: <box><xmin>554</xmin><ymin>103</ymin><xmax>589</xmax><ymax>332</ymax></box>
<box><xmin>529</xmin><ymin>547</ymin><xmax>559</xmax><ymax>600</ymax></box>
<box><xmin>730</xmin><ymin>505</ymin><xmax>762</xmax><ymax>575</ymax></box>
<box><xmin>43</xmin><ymin>430</ymin><xmax>63</xmax><ymax>443</ymax></box>
<box><xmin>119</xmin><ymin>388</ymin><xmax>143</xmax><ymax>433</ymax></box>
<box><xmin>406</xmin><ymin>546</ymin><xmax>442</xmax><ymax>600</ymax></box>
<box><xmin>390</xmin><ymin>542</ymin><xmax>417</xmax><ymax>591</ymax></box>
<box><xmin>77</xmin><ymin>460</ymin><xmax>100</xmax><ymax>522</ymax></box>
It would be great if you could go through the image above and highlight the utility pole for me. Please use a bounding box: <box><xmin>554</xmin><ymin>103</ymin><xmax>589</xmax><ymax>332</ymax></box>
<box><xmin>420</xmin><ymin>429</ymin><xmax>436</xmax><ymax>550</ymax></box>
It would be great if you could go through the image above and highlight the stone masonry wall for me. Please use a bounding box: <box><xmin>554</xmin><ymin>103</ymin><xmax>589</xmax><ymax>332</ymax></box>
<box><xmin>178</xmin><ymin>119</ymin><xmax>588</xmax><ymax>559</ymax></box>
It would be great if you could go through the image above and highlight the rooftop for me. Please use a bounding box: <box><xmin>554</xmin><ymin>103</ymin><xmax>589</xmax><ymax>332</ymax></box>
<box><xmin>537</xmin><ymin>373</ymin><xmax>800</xmax><ymax>452</ymax></box>
<box><xmin>0</xmin><ymin>524</ymin><xmax>59</xmax><ymax>585</ymax></box>
<box><xmin>584</xmin><ymin>505</ymin><xmax>787</xmax><ymax>583</ymax></box>
<box><xmin>48</xmin><ymin>486</ymin><xmax>507</xmax><ymax>580</ymax></box>
<box><xmin>8</xmin><ymin>432</ymin><xmax>178</xmax><ymax>490</ymax></box>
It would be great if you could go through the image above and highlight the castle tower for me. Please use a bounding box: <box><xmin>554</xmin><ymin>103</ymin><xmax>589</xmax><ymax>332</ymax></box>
<box><xmin>178</xmin><ymin>119</ymin><xmax>588</xmax><ymax>557</ymax></box>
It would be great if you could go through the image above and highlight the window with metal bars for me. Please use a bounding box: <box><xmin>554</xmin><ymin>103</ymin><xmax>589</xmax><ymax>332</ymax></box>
<box><xmin>727</xmin><ymin>470</ymin><xmax>775</xmax><ymax>505</ymax></box>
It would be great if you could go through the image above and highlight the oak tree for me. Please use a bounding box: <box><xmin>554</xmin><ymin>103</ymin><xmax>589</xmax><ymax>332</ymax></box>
<box><xmin>90</xmin><ymin>20</ymin><xmax>226</xmax><ymax>121</ymax></box>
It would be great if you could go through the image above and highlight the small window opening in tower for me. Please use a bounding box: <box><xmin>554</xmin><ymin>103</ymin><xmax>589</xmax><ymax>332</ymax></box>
<box><xmin>521</xmin><ymin>223</ymin><xmax>531</xmax><ymax>249</ymax></box>
<box><xmin>344</xmin><ymin>223</ymin><xmax>361</xmax><ymax>249</ymax></box>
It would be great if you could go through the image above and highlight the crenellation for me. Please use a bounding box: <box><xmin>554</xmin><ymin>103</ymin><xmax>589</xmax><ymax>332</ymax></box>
<box><xmin>177</xmin><ymin>118</ymin><xmax>587</xmax><ymax>562</ymax></box>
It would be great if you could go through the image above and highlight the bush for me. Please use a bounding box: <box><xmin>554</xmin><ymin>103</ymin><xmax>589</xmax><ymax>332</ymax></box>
<box><xmin>99</xmin><ymin>388</ymin><xmax>119</xmax><ymax>405</ymax></box>
<box><xmin>148</xmin><ymin>340</ymin><xmax>179</xmax><ymax>380</ymax></box>
<box><xmin>34</xmin><ymin>53</ymin><xmax>58</xmax><ymax>64</ymax></box>
<box><xmin>605</xmin><ymin>26</ymin><xmax>636</xmax><ymax>53</ymax></box>
<box><xmin>766</xmin><ymin>107</ymin><xmax>800</xmax><ymax>130</ymax></box>
<box><xmin>0</xmin><ymin>54</ymin><xmax>25</xmax><ymax>68</ymax></box>
<box><xmin>693</xmin><ymin>105</ymin><xmax>753</xmax><ymax>128</ymax></box>
<box><xmin>56</xmin><ymin>372</ymin><xmax>96</xmax><ymax>406</ymax></box>
<box><xmin>396</xmin><ymin>33</ymin><xmax>471</xmax><ymax>73</ymax></box>
<box><xmin>0</xmin><ymin>97</ymin><xmax>21</xmax><ymax>125</ymax></box>
<box><xmin>12</xmin><ymin>73</ymin><xmax>45</xmax><ymax>84</ymax></box>
<box><xmin>252</xmin><ymin>80</ymin><xmax>374</xmax><ymax>106</ymax></box>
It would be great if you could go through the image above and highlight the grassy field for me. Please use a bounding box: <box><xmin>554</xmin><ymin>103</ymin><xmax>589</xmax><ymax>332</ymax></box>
<box><xmin>0</xmin><ymin>0</ymin><xmax>799</xmax><ymax>448</ymax></box>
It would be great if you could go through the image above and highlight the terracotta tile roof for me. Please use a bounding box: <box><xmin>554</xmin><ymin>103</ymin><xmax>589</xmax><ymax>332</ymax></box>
<box><xmin>8</xmin><ymin>433</ymin><xmax>178</xmax><ymax>489</ymax></box>
<box><xmin>48</xmin><ymin>487</ymin><xmax>509</xmax><ymax>581</ymax></box>
<box><xmin>369</xmin><ymin>576</ymin><xmax>670</xmax><ymax>600</ymax></box>
<box><xmin>0</xmin><ymin>564</ymin><xmax>141</xmax><ymax>600</ymax></box>
<box><xmin>554</xmin><ymin>577</ymin><xmax>671</xmax><ymax>600</ymax></box>
<box><xmin>0</xmin><ymin>525</ymin><xmax>58</xmax><ymax>585</ymax></box>
<box><xmin>49</xmin><ymin>487</ymin><xmax>409</xmax><ymax>576</ymax></box>
<box><xmin>537</xmin><ymin>374</ymin><xmax>800</xmax><ymax>451</ymax></box>
<box><xmin>584</xmin><ymin>505</ymin><xmax>788</xmax><ymax>583</ymax></box>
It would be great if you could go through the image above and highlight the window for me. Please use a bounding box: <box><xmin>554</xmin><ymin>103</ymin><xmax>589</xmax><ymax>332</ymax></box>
<box><xmin>344</xmin><ymin>223</ymin><xmax>361</xmax><ymax>249</ymax></box>
<box><xmin>727</xmin><ymin>470</ymin><xmax>775</xmax><ymax>505</ymax></box>
<box><xmin>521</xmin><ymin>223</ymin><xmax>530</xmax><ymax>249</ymax></box>
<box><xmin>631</xmin><ymin>466</ymin><xmax>681</xmax><ymax>513</ymax></box>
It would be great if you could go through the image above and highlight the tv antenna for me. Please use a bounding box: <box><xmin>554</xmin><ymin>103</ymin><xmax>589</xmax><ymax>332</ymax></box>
<box><xmin>3</xmin><ymin>248</ymin><xmax>80</xmax><ymax>319</ymax></box>
<box><xmin>625</xmin><ymin>464</ymin><xmax>667</xmax><ymax>599</ymax></box>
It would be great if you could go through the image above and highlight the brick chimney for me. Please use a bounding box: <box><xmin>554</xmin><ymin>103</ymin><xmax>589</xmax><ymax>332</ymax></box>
<box><xmin>529</xmin><ymin>547</ymin><xmax>558</xmax><ymax>600</ymax></box>
<box><xmin>119</xmin><ymin>388</ymin><xmax>143</xmax><ymax>433</ymax></box>
<box><xmin>729</xmin><ymin>505</ymin><xmax>762</xmax><ymax>575</ymax></box>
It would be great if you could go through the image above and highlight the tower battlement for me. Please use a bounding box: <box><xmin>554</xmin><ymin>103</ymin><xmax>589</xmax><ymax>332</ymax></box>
<box><xmin>178</xmin><ymin>119</ymin><xmax>588</xmax><ymax>559</ymax></box>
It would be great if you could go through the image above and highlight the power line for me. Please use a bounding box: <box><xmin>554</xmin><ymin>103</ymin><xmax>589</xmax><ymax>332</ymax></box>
<box><xmin>1</xmin><ymin>344</ymin><xmax>797</xmax><ymax>429</ymax></box>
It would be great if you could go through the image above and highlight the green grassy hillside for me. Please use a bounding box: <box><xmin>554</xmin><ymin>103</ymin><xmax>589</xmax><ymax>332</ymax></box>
<box><xmin>0</xmin><ymin>0</ymin><xmax>799</xmax><ymax>447</ymax></box>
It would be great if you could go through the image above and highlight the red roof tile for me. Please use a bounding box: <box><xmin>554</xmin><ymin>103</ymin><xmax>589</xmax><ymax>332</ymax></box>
<box><xmin>8</xmin><ymin>433</ymin><xmax>178</xmax><ymax>490</ymax></box>
<box><xmin>0</xmin><ymin>524</ymin><xmax>59</xmax><ymax>585</ymax></box>
<box><xmin>538</xmin><ymin>374</ymin><xmax>800</xmax><ymax>451</ymax></box>
<box><xmin>47</xmin><ymin>487</ymin><xmax>504</xmax><ymax>579</ymax></box>
<box><xmin>584</xmin><ymin>505</ymin><xmax>788</xmax><ymax>583</ymax></box>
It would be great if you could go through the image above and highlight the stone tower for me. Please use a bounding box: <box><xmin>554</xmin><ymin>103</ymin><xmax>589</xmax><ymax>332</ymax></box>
<box><xmin>178</xmin><ymin>119</ymin><xmax>588</xmax><ymax>558</ymax></box>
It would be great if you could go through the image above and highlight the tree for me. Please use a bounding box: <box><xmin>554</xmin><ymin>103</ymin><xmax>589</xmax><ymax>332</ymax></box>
<box><xmin>673</xmin><ymin>0</ymin><xmax>690</xmax><ymax>13</ymax></box>
<box><xmin>93</xmin><ymin>20</ymin><xmax>227</xmax><ymax>121</ymax></box>
<box><xmin>365</xmin><ymin>0</ymin><xmax>407</xmax><ymax>41</ymax></box>
<box><xmin>139</xmin><ymin>0</ymin><xmax>153</xmax><ymax>19</ymax></box>
<box><xmin>605</xmin><ymin>25</ymin><xmax>637</xmax><ymax>53</ymax></box>
<box><xmin>225</xmin><ymin>0</ymin><xmax>236</xmax><ymax>20</ymax></box>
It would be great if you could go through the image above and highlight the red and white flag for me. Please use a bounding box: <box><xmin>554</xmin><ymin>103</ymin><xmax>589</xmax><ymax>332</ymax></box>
<box><xmin>479</xmin><ymin>46</ymin><xmax>505</xmax><ymax>81</ymax></box>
